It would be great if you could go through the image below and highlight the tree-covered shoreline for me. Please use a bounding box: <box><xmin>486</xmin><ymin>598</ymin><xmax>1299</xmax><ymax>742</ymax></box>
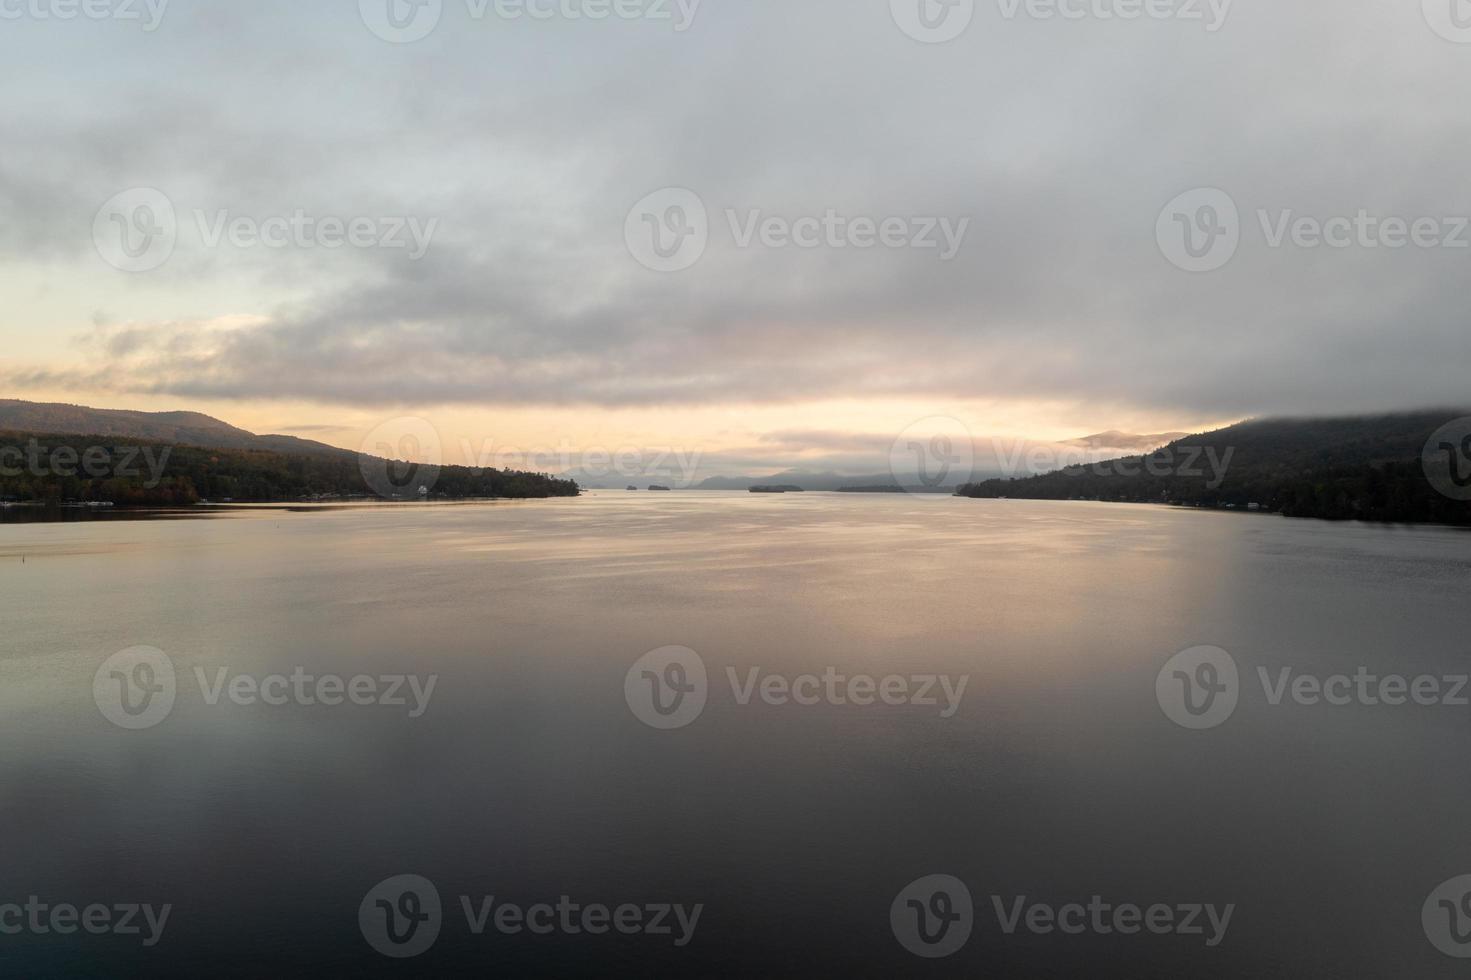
<box><xmin>0</xmin><ymin>431</ymin><xmax>580</xmax><ymax>506</ymax></box>
<box><xmin>956</xmin><ymin>412</ymin><xmax>1471</xmax><ymax>526</ymax></box>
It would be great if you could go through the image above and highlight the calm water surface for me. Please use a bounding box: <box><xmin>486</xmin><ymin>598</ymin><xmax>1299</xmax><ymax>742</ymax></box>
<box><xmin>2</xmin><ymin>493</ymin><xmax>1469</xmax><ymax>977</ymax></box>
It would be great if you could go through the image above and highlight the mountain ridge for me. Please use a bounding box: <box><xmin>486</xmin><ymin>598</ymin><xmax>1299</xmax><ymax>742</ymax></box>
<box><xmin>0</xmin><ymin>399</ymin><xmax>345</xmax><ymax>457</ymax></box>
<box><xmin>957</xmin><ymin>409</ymin><xmax>1471</xmax><ymax>524</ymax></box>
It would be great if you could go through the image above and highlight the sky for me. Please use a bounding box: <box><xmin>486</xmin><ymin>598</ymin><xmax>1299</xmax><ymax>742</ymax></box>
<box><xmin>2</xmin><ymin>0</ymin><xmax>1469</xmax><ymax>482</ymax></box>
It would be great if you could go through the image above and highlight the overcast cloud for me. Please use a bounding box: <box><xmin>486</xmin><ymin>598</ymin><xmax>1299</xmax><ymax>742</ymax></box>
<box><xmin>2</xmin><ymin>0</ymin><xmax>1468</xmax><ymax>426</ymax></box>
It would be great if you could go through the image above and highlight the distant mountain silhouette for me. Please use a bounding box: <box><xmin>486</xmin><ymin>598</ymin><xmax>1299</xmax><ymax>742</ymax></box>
<box><xmin>0</xmin><ymin>399</ymin><xmax>345</xmax><ymax>456</ymax></box>
<box><xmin>691</xmin><ymin>432</ymin><xmax>1194</xmax><ymax>490</ymax></box>
<box><xmin>694</xmin><ymin>470</ymin><xmax>998</xmax><ymax>492</ymax></box>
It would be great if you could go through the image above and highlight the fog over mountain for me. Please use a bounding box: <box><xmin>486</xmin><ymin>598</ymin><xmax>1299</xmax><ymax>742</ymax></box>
<box><xmin>1064</xmin><ymin>431</ymin><xmax>1191</xmax><ymax>453</ymax></box>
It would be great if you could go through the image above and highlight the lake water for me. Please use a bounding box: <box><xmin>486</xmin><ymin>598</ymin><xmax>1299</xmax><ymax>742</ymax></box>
<box><xmin>2</xmin><ymin>493</ymin><xmax>1469</xmax><ymax>977</ymax></box>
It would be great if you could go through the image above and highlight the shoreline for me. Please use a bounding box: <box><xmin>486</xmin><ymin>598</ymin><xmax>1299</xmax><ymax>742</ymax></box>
<box><xmin>3</xmin><ymin>492</ymin><xmax>1467</xmax><ymax>531</ymax></box>
<box><xmin>0</xmin><ymin>496</ymin><xmax>582</xmax><ymax>525</ymax></box>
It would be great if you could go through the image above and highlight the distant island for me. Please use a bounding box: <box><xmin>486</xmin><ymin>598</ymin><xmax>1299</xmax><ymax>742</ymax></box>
<box><xmin>695</xmin><ymin>472</ymin><xmax>994</xmax><ymax>491</ymax></box>
<box><xmin>648</xmin><ymin>485</ymin><xmax>672</xmax><ymax>492</ymax></box>
<box><xmin>0</xmin><ymin>401</ymin><xmax>579</xmax><ymax>506</ymax></box>
<box><xmin>749</xmin><ymin>485</ymin><xmax>804</xmax><ymax>493</ymax></box>
<box><xmin>957</xmin><ymin>411</ymin><xmax>1471</xmax><ymax>525</ymax></box>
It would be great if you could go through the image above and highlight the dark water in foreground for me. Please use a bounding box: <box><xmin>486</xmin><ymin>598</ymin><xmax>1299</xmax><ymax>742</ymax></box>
<box><xmin>1</xmin><ymin>493</ymin><xmax>1469</xmax><ymax>977</ymax></box>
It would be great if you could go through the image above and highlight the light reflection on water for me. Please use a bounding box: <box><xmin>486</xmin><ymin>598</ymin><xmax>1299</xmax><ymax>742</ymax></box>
<box><xmin>1</xmin><ymin>493</ymin><xmax>1469</xmax><ymax>977</ymax></box>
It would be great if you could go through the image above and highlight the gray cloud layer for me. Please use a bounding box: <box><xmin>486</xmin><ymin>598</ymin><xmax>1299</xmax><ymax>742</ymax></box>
<box><xmin>3</xmin><ymin>0</ymin><xmax>1469</xmax><ymax>417</ymax></box>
